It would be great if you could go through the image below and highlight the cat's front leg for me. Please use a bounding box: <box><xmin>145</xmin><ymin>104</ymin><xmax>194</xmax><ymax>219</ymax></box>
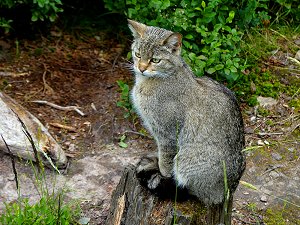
<box><xmin>158</xmin><ymin>145</ymin><xmax>177</xmax><ymax>178</ymax></box>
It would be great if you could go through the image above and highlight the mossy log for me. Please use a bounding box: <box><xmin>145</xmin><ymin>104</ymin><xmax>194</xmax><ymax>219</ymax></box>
<box><xmin>105</xmin><ymin>165</ymin><xmax>208</xmax><ymax>225</ymax></box>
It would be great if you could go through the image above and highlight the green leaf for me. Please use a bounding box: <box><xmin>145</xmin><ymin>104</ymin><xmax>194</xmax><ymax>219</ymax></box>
<box><xmin>226</xmin><ymin>11</ymin><xmax>235</xmax><ymax>23</ymax></box>
<box><xmin>198</xmin><ymin>55</ymin><xmax>208</xmax><ymax>60</ymax></box>
<box><xmin>215</xmin><ymin>64</ymin><xmax>224</xmax><ymax>70</ymax></box>
<box><xmin>224</xmin><ymin>68</ymin><xmax>230</xmax><ymax>75</ymax></box>
<box><xmin>214</xmin><ymin>23</ymin><xmax>222</xmax><ymax>31</ymax></box>
<box><xmin>182</xmin><ymin>40</ymin><xmax>191</xmax><ymax>49</ymax></box>
<box><xmin>116</xmin><ymin>102</ymin><xmax>124</xmax><ymax>107</ymax></box>
<box><xmin>119</xmin><ymin>142</ymin><xmax>128</xmax><ymax>148</ymax></box>
<box><xmin>207</xmin><ymin>68</ymin><xmax>216</xmax><ymax>74</ymax></box>
<box><xmin>161</xmin><ymin>0</ymin><xmax>170</xmax><ymax>10</ymax></box>
<box><xmin>230</xmin><ymin>66</ymin><xmax>237</xmax><ymax>73</ymax></box>
<box><xmin>185</xmin><ymin>34</ymin><xmax>193</xmax><ymax>39</ymax></box>
<box><xmin>201</xmin><ymin>1</ymin><xmax>206</xmax><ymax>8</ymax></box>
<box><xmin>188</xmin><ymin>52</ymin><xmax>196</xmax><ymax>60</ymax></box>
<box><xmin>240</xmin><ymin>181</ymin><xmax>258</xmax><ymax>191</ymax></box>
<box><xmin>31</xmin><ymin>14</ymin><xmax>38</xmax><ymax>22</ymax></box>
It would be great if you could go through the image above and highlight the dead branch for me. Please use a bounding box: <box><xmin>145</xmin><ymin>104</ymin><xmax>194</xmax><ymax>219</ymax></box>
<box><xmin>0</xmin><ymin>71</ymin><xmax>29</xmax><ymax>77</ymax></box>
<box><xmin>60</xmin><ymin>67</ymin><xmax>102</xmax><ymax>74</ymax></box>
<box><xmin>42</xmin><ymin>64</ymin><xmax>54</xmax><ymax>94</ymax></box>
<box><xmin>31</xmin><ymin>100</ymin><xmax>86</xmax><ymax>116</ymax></box>
<box><xmin>258</xmin><ymin>132</ymin><xmax>284</xmax><ymax>136</ymax></box>
<box><xmin>49</xmin><ymin>122</ymin><xmax>77</xmax><ymax>132</ymax></box>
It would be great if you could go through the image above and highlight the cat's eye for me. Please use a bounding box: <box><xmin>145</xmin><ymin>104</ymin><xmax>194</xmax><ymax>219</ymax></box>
<box><xmin>151</xmin><ymin>58</ymin><xmax>161</xmax><ymax>63</ymax></box>
<box><xmin>135</xmin><ymin>52</ymin><xmax>141</xmax><ymax>58</ymax></box>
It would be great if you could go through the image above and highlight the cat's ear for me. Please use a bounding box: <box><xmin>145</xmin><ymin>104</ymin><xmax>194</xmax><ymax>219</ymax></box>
<box><xmin>163</xmin><ymin>33</ymin><xmax>182</xmax><ymax>55</ymax></box>
<box><xmin>128</xmin><ymin>19</ymin><xmax>147</xmax><ymax>39</ymax></box>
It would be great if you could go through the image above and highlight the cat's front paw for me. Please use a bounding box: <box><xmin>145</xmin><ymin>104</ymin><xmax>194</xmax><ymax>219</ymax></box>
<box><xmin>147</xmin><ymin>173</ymin><xmax>163</xmax><ymax>190</ymax></box>
<box><xmin>136</xmin><ymin>155</ymin><xmax>159</xmax><ymax>178</ymax></box>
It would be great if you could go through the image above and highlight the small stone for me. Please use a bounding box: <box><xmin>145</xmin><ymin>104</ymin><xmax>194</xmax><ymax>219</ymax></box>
<box><xmin>250</xmin><ymin>116</ymin><xmax>256</xmax><ymax>122</ymax></box>
<box><xmin>257</xmin><ymin>96</ymin><xmax>277</xmax><ymax>108</ymax></box>
<box><xmin>271</xmin><ymin>152</ymin><xmax>282</xmax><ymax>161</ymax></box>
<box><xmin>244</xmin><ymin>127</ymin><xmax>254</xmax><ymax>134</ymax></box>
<box><xmin>257</xmin><ymin>140</ymin><xmax>264</xmax><ymax>146</ymax></box>
<box><xmin>269</xmin><ymin>171</ymin><xmax>280</xmax><ymax>179</ymax></box>
<box><xmin>260</xmin><ymin>195</ymin><xmax>268</xmax><ymax>202</ymax></box>
<box><xmin>295</xmin><ymin>50</ymin><xmax>300</xmax><ymax>61</ymax></box>
<box><xmin>91</xmin><ymin>103</ymin><xmax>97</xmax><ymax>111</ymax></box>
<box><xmin>264</xmin><ymin>140</ymin><xmax>270</xmax><ymax>145</ymax></box>
<box><xmin>68</xmin><ymin>143</ymin><xmax>76</xmax><ymax>152</ymax></box>
<box><xmin>295</xmin><ymin>39</ymin><xmax>300</xmax><ymax>45</ymax></box>
<box><xmin>71</xmin><ymin>135</ymin><xmax>76</xmax><ymax>140</ymax></box>
<box><xmin>243</xmin><ymin>192</ymin><xmax>250</xmax><ymax>195</ymax></box>
<box><xmin>288</xmin><ymin>147</ymin><xmax>295</xmax><ymax>152</ymax></box>
<box><xmin>78</xmin><ymin>217</ymin><xmax>90</xmax><ymax>225</ymax></box>
<box><xmin>7</xmin><ymin>175</ymin><xmax>15</xmax><ymax>181</ymax></box>
<box><xmin>50</xmin><ymin>30</ymin><xmax>62</xmax><ymax>37</ymax></box>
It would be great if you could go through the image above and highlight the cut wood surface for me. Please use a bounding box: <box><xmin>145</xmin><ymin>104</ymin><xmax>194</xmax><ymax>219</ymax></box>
<box><xmin>0</xmin><ymin>92</ymin><xmax>68</xmax><ymax>170</ymax></box>
<box><xmin>105</xmin><ymin>165</ymin><xmax>207</xmax><ymax>225</ymax></box>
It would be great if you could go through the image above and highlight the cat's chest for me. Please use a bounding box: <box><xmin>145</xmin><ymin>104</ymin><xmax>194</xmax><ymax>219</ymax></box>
<box><xmin>132</xmin><ymin>82</ymin><xmax>180</xmax><ymax>125</ymax></box>
<box><xmin>132</xmin><ymin>83</ymin><xmax>161</xmax><ymax>114</ymax></box>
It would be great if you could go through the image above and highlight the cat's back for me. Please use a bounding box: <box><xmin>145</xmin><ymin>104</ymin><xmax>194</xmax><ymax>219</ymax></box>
<box><xmin>195</xmin><ymin>76</ymin><xmax>238</xmax><ymax>104</ymax></box>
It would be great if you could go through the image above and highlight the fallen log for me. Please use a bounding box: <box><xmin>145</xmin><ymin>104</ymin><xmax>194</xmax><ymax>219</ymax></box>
<box><xmin>0</xmin><ymin>92</ymin><xmax>68</xmax><ymax>170</ymax></box>
<box><xmin>105</xmin><ymin>165</ymin><xmax>207</xmax><ymax>225</ymax></box>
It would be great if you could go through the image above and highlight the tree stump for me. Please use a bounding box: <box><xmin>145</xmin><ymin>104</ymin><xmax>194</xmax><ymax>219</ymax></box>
<box><xmin>105</xmin><ymin>165</ymin><xmax>207</xmax><ymax>225</ymax></box>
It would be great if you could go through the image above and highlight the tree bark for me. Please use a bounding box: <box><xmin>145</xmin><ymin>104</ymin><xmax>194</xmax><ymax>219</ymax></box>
<box><xmin>105</xmin><ymin>165</ymin><xmax>208</xmax><ymax>225</ymax></box>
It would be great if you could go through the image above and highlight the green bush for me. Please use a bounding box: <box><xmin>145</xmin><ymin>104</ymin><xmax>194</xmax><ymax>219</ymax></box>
<box><xmin>0</xmin><ymin>194</ymin><xmax>80</xmax><ymax>225</ymax></box>
<box><xmin>103</xmin><ymin>0</ymin><xmax>300</xmax><ymax>83</ymax></box>
<box><xmin>0</xmin><ymin>0</ymin><xmax>63</xmax><ymax>33</ymax></box>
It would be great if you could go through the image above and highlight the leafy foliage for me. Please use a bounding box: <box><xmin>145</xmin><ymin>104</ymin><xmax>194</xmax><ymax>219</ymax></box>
<box><xmin>0</xmin><ymin>193</ymin><xmax>80</xmax><ymax>225</ymax></box>
<box><xmin>103</xmin><ymin>0</ymin><xmax>300</xmax><ymax>83</ymax></box>
<box><xmin>116</xmin><ymin>80</ymin><xmax>134</xmax><ymax>119</ymax></box>
<box><xmin>0</xmin><ymin>18</ymin><xmax>12</xmax><ymax>34</ymax></box>
<box><xmin>0</xmin><ymin>0</ymin><xmax>63</xmax><ymax>33</ymax></box>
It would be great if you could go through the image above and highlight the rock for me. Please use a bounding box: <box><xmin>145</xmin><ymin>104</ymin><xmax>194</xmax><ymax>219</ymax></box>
<box><xmin>257</xmin><ymin>140</ymin><xmax>264</xmax><ymax>146</ymax></box>
<box><xmin>68</xmin><ymin>143</ymin><xmax>76</xmax><ymax>152</ymax></box>
<box><xmin>260</xmin><ymin>195</ymin><xmax>268</xmax><ymax>202</ymax></box>
<box><xmin>0</xmin><ymin>92</ymin><xmax>68</xmax><ymax>170</ymax></box>
<box><xmin>244</xmin><ymin>127</ymin><xmax>254</xmax><ymax>134</ymax></box>
<box><xmin>78</xmin><ymin>217</ymin><xmax>91</xmax><ymax>225</ymax></box>
<box><xmin>295</xmin><ymin>50</ymin><xmax>300</xmax><ymax>61</ymax></box>
<box><xmin>269</xmin><ymin>171</ymin><xmax>280</xmax><ymax>179</ymax></box>
<box><xmin>257</xmin><ymin>96</ymin><xmax>278</xmax><ymax>108</ymax></box>
<box><xmin>271</xmin><ymin>152</ymin><xmax>282</xmax><ymax>161</ymax></box>
<box><xmin>295</xmin><ymin>39</ymin><xmax>300</xmax><ymax>45</ymax></box>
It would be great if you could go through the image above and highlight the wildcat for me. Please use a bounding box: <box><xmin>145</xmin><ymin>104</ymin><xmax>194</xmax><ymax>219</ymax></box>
<box><xmin>128</xmin><ymin>19</ymin><xmax>246</xmax><ymax>224</ymax></box>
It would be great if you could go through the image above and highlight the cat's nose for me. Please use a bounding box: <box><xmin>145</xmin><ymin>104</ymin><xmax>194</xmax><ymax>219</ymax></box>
<box><xmin>139</xmin><ymin>68</ymin><xmax>146</xmax><ymax>73</ymax></box>
<box><xmin>138</xmin><ymin>63</ymin><xmax>148</xmax><ymax>73</ymax></box>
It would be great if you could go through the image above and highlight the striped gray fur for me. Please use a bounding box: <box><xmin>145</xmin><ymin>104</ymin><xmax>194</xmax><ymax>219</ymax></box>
<box><xmin>128</xmin><ymin>20</ymin><xmax>245</xmax><ymax>224</ymax></box>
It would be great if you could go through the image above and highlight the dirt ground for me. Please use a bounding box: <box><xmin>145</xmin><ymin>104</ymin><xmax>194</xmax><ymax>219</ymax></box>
<box><xmin>0</xmin><ymin>29</ymin><xmax>299</xmax><ymax>224</ymax></box>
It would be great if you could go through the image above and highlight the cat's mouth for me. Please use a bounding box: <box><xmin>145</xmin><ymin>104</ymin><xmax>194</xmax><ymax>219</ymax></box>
<box><xmin>134</xmin><ymin>67</ymin><xmax>152</xmax><ymax>77</ymax></box>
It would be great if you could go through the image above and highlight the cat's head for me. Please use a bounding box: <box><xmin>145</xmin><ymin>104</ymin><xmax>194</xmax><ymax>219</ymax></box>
<box><xmin>128</xmin><ymin>19</ymin><xmax>182</xmax><ymax>78</ymax></box>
